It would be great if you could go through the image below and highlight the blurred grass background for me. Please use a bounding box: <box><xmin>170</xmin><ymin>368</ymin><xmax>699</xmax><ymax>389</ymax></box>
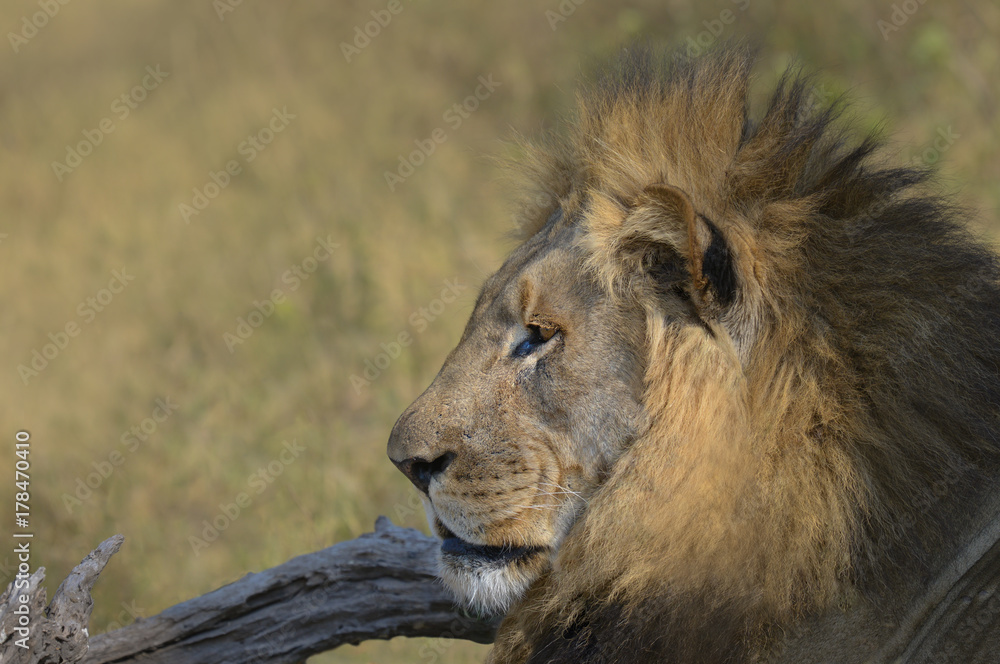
<box><xmin>1</xmin><ymin>0</ymin><xmax>997</xmax><ymax>662</ymax></box>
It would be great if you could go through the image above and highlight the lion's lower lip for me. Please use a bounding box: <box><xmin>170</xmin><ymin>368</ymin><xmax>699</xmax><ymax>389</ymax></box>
<box><xmin>441</xmin><ymin>536</ymin><xmax>540</xmax><ymax>564</ymax></box>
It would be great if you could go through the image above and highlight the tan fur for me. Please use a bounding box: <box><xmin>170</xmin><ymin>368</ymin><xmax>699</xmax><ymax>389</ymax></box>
<box><xmin>389</xmin><ymin>45</ymin><xmax>1000</xmax><ymax>663</ymax></box>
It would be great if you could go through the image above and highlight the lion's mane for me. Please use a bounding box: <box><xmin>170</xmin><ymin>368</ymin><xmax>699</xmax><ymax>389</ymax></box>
<box><xmin>490</xmin><ymin>45</ymin><xmax>1000</xmax><ymax>663</ymax></box>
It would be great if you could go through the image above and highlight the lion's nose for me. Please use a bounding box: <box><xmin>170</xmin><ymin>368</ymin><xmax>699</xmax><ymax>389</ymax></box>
<box><xmin>392</xmin><ymin>452</ymin><xmax>456</xmax><ymax>494</ymax></box>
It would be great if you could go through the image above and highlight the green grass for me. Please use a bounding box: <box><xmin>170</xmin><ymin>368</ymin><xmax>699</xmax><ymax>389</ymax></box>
<box><xmin>1</xmin><ymin>1</ymin><xmax>997</xmax><ymax>662</ymax></box>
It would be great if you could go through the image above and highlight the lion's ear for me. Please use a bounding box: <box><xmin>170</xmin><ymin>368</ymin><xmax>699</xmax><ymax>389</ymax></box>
<box><xmin>642</xmin><ymin>183</ymin><xmax>737</xmax><ymax>310</ymax></box>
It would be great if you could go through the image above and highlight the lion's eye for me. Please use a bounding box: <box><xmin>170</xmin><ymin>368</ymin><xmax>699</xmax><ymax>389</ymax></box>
<box><xmin>513</xmin><ymin>323</ymin><xmax>558</xmax><ymax>358</ymax></box>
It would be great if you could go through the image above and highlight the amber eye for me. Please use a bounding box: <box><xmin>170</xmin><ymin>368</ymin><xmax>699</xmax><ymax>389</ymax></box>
<box><xmin>513</xmin><ymin>323</ymin><xmax>558</xmax><ymax>358</ymax></box>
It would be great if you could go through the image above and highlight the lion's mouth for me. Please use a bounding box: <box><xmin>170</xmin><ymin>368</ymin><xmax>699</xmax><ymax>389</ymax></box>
<box><xmin>436</xmin><ymin>521</ymin><xmax>543</xmax><ymax>566</ymax></box>
<box><xmin>432</xmin><ymin>515</ymin><xmax>553</xmax><ymax>615</ymax></box>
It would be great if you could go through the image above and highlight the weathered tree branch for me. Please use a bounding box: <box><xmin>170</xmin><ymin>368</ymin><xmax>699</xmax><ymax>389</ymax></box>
<box><xmin>3</xmin><ymin>512</ymin><xmax>1000</xmax><ymax>663</ymax></box>
<box><xmin>0</xmin><ymin>534</ymin><xmax>124</xmax><ymax>664</ymax></box>
<box><xmin>1</xmin><ymin>519</ymin><xmax>496</xmax><ymax>664</ymax></box>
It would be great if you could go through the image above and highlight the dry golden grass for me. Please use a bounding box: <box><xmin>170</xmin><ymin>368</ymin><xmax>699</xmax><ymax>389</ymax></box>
<box><xmin>0</xmin><ymin>1</ymin><xmax>996</xmax><ymax>662</ymax></box>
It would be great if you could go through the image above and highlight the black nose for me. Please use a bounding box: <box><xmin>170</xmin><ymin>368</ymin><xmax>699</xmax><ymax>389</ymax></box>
<box><xmin>393</xmin><ymin>452</ymin><xmax>456</xmax><ymax>494</ymax></box>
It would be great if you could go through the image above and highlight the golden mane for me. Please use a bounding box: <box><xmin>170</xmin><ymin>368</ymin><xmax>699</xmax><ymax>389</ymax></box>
<box><xmin>490</xmin><ymin>45</ymin><xmax>1000</xmax><ymax>662</ymax></box>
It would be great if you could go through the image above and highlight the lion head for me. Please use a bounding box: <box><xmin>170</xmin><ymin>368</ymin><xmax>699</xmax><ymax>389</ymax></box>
<box><xmin>387</xmin><ymin>201</ymin><xmax>650</xmax><ymax>615</ymax></box>
<box><xmin>388</xmin><ymin>45</ymin><xmax>1000</xmax><ymax>662</ymax></box>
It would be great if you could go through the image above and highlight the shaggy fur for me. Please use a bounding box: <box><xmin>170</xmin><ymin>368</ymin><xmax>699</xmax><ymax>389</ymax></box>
<box><xmin>390</xmin><ymin>44</ymin><xmax>1000</xmax><ymax>663</ymax></box>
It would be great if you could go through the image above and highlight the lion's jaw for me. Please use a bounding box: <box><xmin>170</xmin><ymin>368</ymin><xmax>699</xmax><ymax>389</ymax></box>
<box><xmin>387</xmin><ymin>220</ymin><xmax>649</xmax><ymax>617</ymax></box>
<box><xmin>424</xmin><ymin>497</ymin><xmax>565</xmax><ymax>617</ymax></box>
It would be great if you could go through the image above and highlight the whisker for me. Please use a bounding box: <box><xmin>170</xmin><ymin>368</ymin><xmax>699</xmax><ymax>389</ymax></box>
<box><xmin>538</xmin><ymin>481</ymin><xmax>585</xmax><ymax>496</ymax></box>
<box><xmin>536</xmin><ymin>482</ymin><xmax>589</xmax><ymax>504</ymax></box>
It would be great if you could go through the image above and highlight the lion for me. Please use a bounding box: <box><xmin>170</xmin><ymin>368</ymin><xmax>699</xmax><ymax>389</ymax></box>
<box><xmin>387</xmin><ymin>45</ymin><xmax>1000</xmax><ymax>663</ymax></box>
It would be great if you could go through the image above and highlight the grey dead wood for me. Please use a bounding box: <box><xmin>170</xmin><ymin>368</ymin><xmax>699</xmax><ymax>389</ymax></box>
<box><xmin>0</xmin><ymin>534</ymin><xmax>124</xmax><ymax>664</ymax></box>
<box><xmin>4</xmin><ymin>512</ymin><xmax>999</xmax><ymax>664</ymax></box>
<box><xmin>0</xmin><ymin>520</ymin><xmax>494</xmax><ymax>664</ymax></box>
<box><xmin>81</xmin><ymin>517</ymin><xmax>495</xmax><ymax>664</ymax></box>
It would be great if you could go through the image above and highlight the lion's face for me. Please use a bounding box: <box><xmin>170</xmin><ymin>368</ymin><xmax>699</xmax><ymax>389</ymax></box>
<box><xmin>387</xmin><ymin>213</ymin><xmax>650</xmax><ymax>615</ymax></box>
<box><xmin>395</xmin><ymin>46</ymin><xmax>1000</xmax><ymax>663</ymax></box>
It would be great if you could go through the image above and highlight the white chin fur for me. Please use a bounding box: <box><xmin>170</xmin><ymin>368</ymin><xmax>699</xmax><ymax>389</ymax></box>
<box><xmin>423</xmin><ymin>497</ymin><xmax>550</xmax><ymax>617</ymax></box>
<box><xmin>437</xmin><ymin>551</ymin><xmax>536</xmax><ymax>617</ymax></box>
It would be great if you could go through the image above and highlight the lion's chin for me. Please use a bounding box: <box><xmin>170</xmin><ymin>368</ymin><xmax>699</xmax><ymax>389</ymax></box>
<box><xmin>435</xmin><ymin>524</ymin><xmax>551</xmax><ymax>617</ymax></box>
